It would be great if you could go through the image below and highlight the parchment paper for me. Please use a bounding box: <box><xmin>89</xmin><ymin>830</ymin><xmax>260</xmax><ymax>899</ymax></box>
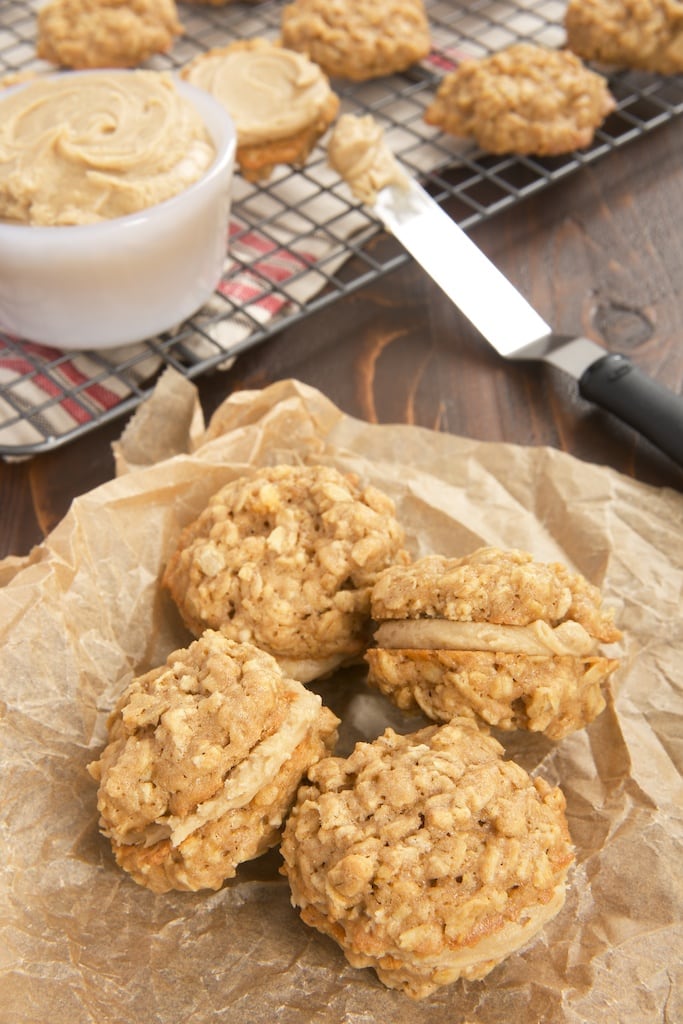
<box><xmin>1</xmin><ymin>377</ymin><xmax>681</xmax><ymax>1024</ymax></box>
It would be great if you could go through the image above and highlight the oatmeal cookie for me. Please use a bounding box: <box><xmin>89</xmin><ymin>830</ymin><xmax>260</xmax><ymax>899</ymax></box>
<box><xmin>36</xmin><ymin>0</ymin><xmax>183</xmax><ymax>70</ymax></box>
<box><xmin>88</xmin><ymin>630</ymin><xmax>339</xmax><ymax>893</ymax></box>
<box><xmin>162</xmin><ymin>464</ymin><xmax>410</xmax><ymax>682</ymax></box>
<box><xmin>280</xmin><ymin>0</ymin><xmax>431</xmax><ymax>82</ymax></box>
<box><xmin>366</xmin><ymin>547</ymin><xmax>621</xmax><ymax>739</ymax></box>
<box><xmin>565</xmin><ymin>0</ymin><xmax>683</xmax><ymax>74</ymax></box>
<box><xmin>424</xmin><ymin>43</ymin><xmax>616</xmax><ymax>155</ymax></box>
<box><xmin>181</xmin><ymin>38</ymin><xmax>339</xmax><ymax>181</ymax></box>
<box><xmin>281</xmin><ymin>718</ymin><xmax>574</xmax><ymax>998</ymax></box>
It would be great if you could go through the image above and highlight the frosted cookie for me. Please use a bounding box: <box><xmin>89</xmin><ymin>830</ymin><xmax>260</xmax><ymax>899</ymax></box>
<box><xmin>181</xmin><ymin>38</ymin><xmax>339</xmax><ymax>181</ymax></box>
<box><xmin>424</xmin><ymin>43</ymin><xmax>616</xmax><ymax>155</ymax></box>
<box><xmin>366</xmin><ymin>547</ymin><xmax>621</xmax><ymax>740</ymax></box>
<box><xmin>88</xmin><ymin>630</ymin><xmax>339</xmax><ymax>893</ymax></box>
<box><xmin>280</xmin><ymin>0</ymin><xmax>431</xmax><ymax>82</ymax></box>
<box><xmin>36</xmin><ymin>0</ymin><xmax>183</xmax><ymax>70</ymax></box>
<box><xmin>162</xmin><ymin>464</ymin><xmax>410</xmax><ymax>682</ymax></box>
<box><xmin>281</xmin><ymin>718</ymin><xmax>574</xmax><ymax>998</ymax></box>
<box><xmin>565</xmin><ymin>0</ymin><xmax>683</xmax><ymax>74</ymax></box>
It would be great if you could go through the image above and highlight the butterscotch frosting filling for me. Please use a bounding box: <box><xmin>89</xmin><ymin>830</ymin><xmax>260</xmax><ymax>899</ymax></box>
<box><xmin>183</xmin><ymin>42</ymin><xmax>333</xmax><ymax>147</ymax></box>
<box><xmin>373</xmin><ymin>618</ymin><xmax>598</xmax><ymax>656</ymax></box>
<box><xmin>328</xmin><ymin>113</ymin><xmax>409</xmax><ymax>204</ymax></box>
<box><xmin>0</xmin><ymin>70</ymin><xmax>215</xmax><ymax>226</ymax></box>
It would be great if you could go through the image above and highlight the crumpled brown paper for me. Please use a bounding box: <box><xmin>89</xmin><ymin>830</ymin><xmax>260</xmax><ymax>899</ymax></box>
<box><xmin>1</xmin><ymin>377</ymin><xmax>681</xmax><ymax>1024</ymax></box>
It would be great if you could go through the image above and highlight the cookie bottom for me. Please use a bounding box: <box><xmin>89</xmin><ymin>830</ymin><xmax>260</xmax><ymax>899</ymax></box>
<box><xmin>37</xmin><ymin>0</ymin><xmax>183</xmax><ymax>69</ymax></box>
<box><xmin>366</xmin><ymin>647</ymin><xmax>617</xmax><ymax>739</ymax></box>
<box><xmin>301</xmin><ymin>880</ymin><xmax>566</xmax><ymax>997</ymax></box>
<box><xmin>424</xmin><ymin>43</ymin><xmax>615</xmax><ymax>155</ymax></box>
<box><xmin>565</xmin><ymin>0</ymin><xmax>683</xmax><ymax>75</ymax></box>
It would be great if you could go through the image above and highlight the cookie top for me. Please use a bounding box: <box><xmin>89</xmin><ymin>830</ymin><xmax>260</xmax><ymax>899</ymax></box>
<box><xmin>281</xmin><ymin>718</ymin><xmax>574</xmax><ymax>997</ymax></box>
<box><xmin>36</xmin><ymin>0</ymin><xmax>183</xmax><ymax>70</ymax></box>
<box><xmin>181</xmin><ymin>38</ymin><xmax>338</xmax><ymax>148</ymax></box>
<box><xmin>565</xmin><ymin>0</ymin><xmax>683</xmax><ymax>74</ymax></box>
<box><xmin>88</xmin><ymin>630</ymin><xmax>339</xmax><ymax>890</ymax></box>
<box><xmin>424</xmin><ymin>43</ymin><xmax>615</xmax><ymax>155</ymax></box>
<box><xmin>162</xmin><ymin>464</ymin><xmax>410</xmax><ymax>679</ymax></box>
<box><xmin>370</xmin><ymin>547</ymin><xmax>621</xmax><ymax>644</ymax></box>
<box><xmin>280</xmin><ymin>0</ymin><xmax>431</xmax><ymax>81</ymax></box>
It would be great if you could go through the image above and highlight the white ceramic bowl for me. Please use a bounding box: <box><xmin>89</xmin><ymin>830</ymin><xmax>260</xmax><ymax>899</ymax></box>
<box><xmin>0</xmin><ymin>73</ymin><xmax>236</xmax><ymax>350</ymax></box>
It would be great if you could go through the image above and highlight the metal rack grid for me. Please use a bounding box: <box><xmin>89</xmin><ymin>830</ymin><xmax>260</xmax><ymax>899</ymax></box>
<box><xmin>1</xmin><ymin>0</ymin><xmax>682</xmax><ymax>457</ymax></box>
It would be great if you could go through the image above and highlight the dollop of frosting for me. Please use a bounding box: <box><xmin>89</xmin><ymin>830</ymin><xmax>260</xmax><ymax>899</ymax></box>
<box><xmin>183</xmin><ymin>40</ymin><xmax>333</xmax><ymax>147</ymax></box>
<box><xmin>327</xmin><ymin>112</ymin><xmax>408</xmax><ymax>204</ymax></box>
<box><xmin>0</xmin><ymin>70</ymin><xmax>216</xmax><ymax>226</ymax></box>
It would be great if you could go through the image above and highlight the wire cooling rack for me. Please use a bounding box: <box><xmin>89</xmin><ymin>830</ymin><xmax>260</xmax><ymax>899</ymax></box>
<box><xmin>2</xmin><ymin>0</ymin><xmax>683</xmax><ymax>457</ymax></box>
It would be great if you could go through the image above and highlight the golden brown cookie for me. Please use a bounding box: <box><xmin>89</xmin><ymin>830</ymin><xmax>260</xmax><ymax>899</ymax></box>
<box><xmin>366</xmin><ymin>547</ymin><xmax>621</xmax><ymax>739</ymax></box>
<box><xmin>162</xmin><ymin>464</ymin><xmax>410</xmax><ymax>682</ymax></box>
<box><xmin>280</xmin><ymin>0</ymin><xmax>431</xmax><ymax>82</ymax></box>
<box><xmin>88</xmin><ymin>630</ymin><xmax>340</xmax><ymax>893</ymax></box>
<box><xmin>280</xmin><ymin>718</ymin><xmax>574</xmax><ymax>998</ymax></box>
<box><xmin>424</xmin><ymin>43</ymin><xmax>616</xmax><ymax>155</ymax></box>
<box><xmin>36</xmin><ymin>0</ymin><xmax>183</xmax><ymax>70</ymax></box>
<box><xmin>565</xmin><ymin>0</ymin><xmax>683</xmax><ymax>74</ymax></box>
<box><xmin>181</xmin><ymin>38</ymin><xmax>339</xmax><ymax>181</ymax></box>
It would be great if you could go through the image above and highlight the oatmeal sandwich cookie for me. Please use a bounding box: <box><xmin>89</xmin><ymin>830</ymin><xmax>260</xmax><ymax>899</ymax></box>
<box><xmin>280</xmin><ymin>0</ymin><xmax>431</xmax><ymax>82</ymax></box>
<box><xmin>424</xmin><ymin>43</ymin><xmax>615</xmax><ymax>155</ymax></box>
<box><xmin>181</xmin><ymin>38</ymin><xmax>339</xmax><ymax>181</ymax></box>
<box><xmin>162</xmin><ymin>464</ymin><xmax>410</xmax><ymax>682</ymax></box>
<box><xmin>88</xmin><ymin>630</ymin><xmax>339</xmax><ymax>893</ymax></box>
<box><xmin>565</xmin><ymin>0</ymin><xmax>683</xmax><ymax>75</ymax></box>
<box><xmin>281</xmin><ymin>718</ymin><xmax>574</xmax><ymax>998</ymax></box>
<box><xmin>36</xmin><ymin>0</ymin><xmax>183</xmax><ymax>70</ymax></box>
<box><xmin>366</xmin><ymin>546</ymin><xmax>621</xmax><ymax>740</ymax></box>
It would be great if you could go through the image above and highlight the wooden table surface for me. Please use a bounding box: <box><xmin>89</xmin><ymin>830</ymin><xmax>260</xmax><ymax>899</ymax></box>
<box><xmin>2</xmin><ymin>117</ymin><xmax>683</xmax><ymax>560</ymax></box>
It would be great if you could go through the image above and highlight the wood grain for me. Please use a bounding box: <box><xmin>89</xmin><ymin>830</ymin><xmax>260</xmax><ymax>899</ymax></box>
<box><xmin>2</xmin><ymin>119</ymin><xmax>682</xmax><ymax>559</ymax></box>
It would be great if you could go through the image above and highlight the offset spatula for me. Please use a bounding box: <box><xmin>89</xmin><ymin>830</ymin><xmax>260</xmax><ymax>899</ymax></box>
<box><xmin>373</xmin><ymin>178</ymin><xmax>683</xmax><ymax>467</ymax></box>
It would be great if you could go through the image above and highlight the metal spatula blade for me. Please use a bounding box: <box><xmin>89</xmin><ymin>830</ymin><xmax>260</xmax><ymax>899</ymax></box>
<box><xmin>373</xmin><ymin>179</ymin><xmax>683</xmax><ymax>467</ymax></box>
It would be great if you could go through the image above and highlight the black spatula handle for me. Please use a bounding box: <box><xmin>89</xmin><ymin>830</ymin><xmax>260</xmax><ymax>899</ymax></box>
<box><xmin>579</xmin><ymin>353</ymin><xmax>683</xmax><ymax>467</ymax></box>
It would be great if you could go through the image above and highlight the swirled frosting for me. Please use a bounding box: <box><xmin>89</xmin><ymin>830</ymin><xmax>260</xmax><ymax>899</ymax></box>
<box><xmin>183</xmin><ymin>40</ymin><xmax>334</xmax><ymax>147</ymax></box>
<box><xmin>327</xmin><ymin>113</ymin><xmax>408</xmax><ymax>203</ymax></box>
<box><xmin>0</xmin><ymin>71</ymin><xmax>216</xmax><ymax>226</ymax></box>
